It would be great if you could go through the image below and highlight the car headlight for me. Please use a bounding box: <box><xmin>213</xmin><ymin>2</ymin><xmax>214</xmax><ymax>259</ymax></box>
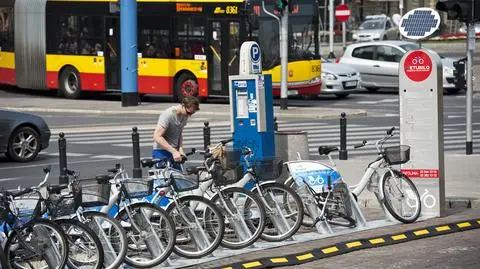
<box><xmin>443</xmin><ymin>67</ymin><xmax>454</xmax><ymax>76</ymax></box>
<box><xmin>352</xmin><ymin>33</ymin><xmax>358</xmax><ymax>39</ymax></box>
<box><xmin>321</xmin><ymin>72</ymin><xmax>337</xmax><ymax>80</ymax></box>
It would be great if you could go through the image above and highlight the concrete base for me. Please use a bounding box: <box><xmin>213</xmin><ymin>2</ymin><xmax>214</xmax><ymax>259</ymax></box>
<box><xmin>121</xmin><ymin>92</ymin><xmax>139</xmax><ymax>107</ymax></box>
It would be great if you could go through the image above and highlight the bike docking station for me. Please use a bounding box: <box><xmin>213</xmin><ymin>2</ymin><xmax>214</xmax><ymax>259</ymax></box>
<box><xmin>398</xmin><ymin>8</ymin><xmax>445</xmax><ymax>219</ymax></box>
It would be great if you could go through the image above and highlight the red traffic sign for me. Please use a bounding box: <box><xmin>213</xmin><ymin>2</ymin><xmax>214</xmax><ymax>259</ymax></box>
<box><xmin>335</xmin><ymin>4</ymin><xmax>351</xmax><ymax>22</ymax></box>
<box><xmin>404</xmin><ymin>50</ymin><xmax>433</xmax><ymax>82</ymax></box>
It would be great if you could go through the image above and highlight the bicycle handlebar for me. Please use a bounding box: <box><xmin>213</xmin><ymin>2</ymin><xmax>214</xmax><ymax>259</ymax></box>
<box><xmin>140</xmin><ymin>148</ymin><xmax>196</xmax><ymax>168</ymax></box>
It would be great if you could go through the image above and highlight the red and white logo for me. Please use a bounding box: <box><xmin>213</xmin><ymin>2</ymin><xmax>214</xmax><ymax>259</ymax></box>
<box><xmin>404</xmin><ymin>50</ymin><xmax>432</xmax><ymax>82</ymax></box>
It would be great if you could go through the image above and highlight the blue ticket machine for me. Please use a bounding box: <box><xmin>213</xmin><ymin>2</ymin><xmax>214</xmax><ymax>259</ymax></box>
<box><xmin>229</xmin><ymin>42</ymin><xmax>275</xmax><ymax>179</ymax></box>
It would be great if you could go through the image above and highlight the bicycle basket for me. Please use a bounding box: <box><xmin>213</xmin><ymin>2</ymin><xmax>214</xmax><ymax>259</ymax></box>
<box><xmin>123</xmin><ymin>177</ymin><xmax>154</xmax><ymax>199</ymax></box>
<box><xmin>170</xmin><ymin>171</ymin><xmax>199</xmax><ymax>192</ymax></box>
<box><xmin>46</xmin><ymin>181</ymin><xmax>82</xmax><ymax>218</ymax></box>
<box><xmin>0</xmin><ymin>193</ymin><xmax>9</xmax><ymax>221</ymax></box>
<box><xmin>80</xmin><ymin>178</ymin><xmax>111</xmax><ymax>207</ymax></box>
<box><xmin>211</xmin><ymin>161</ymin><xmax>243</xmax><ymax>186</ymax></box>
<box><xmin>10</xmin><ymin>192</ymin><xmax>42</xmax><ymax>221</ymax></box>
<box><xmin>383</xmin><ymin>145</ymin><xmax>410</xmax><ymax>165</ymax></box>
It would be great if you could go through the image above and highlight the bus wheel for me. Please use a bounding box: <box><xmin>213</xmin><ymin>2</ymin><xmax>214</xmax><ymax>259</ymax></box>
<box><xmin>175</xmin><ymin>73</ymin><xmax>198</xmax><ymax>102</ymax></box>
<box><xmin>60</xmin><ymin>67</ymin><xmax>82</xmax><ymax>99</ymax></box>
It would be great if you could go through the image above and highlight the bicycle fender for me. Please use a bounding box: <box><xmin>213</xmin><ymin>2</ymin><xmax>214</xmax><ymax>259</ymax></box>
<box><xmin>249</xmin><ymin>180</ymin><xmax>279</xmax><ymax>193</ymax></box>
<box><xmin>208</xmin><ymin>186</ymin><xmax>251</xmax><ymax>202</ymax></box>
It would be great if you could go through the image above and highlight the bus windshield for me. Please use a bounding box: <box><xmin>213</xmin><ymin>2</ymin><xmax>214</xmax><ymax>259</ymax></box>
<box><xmin>249</xmin><ymin>1</ymin><xmax>320</xmax><ymax>70</ymax></box>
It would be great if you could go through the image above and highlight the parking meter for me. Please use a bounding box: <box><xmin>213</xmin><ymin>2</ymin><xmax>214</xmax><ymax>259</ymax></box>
<box><xmin>229</xmin><ymin>41</ymin><xmax>275</xmax><ymax>179</ymax></box>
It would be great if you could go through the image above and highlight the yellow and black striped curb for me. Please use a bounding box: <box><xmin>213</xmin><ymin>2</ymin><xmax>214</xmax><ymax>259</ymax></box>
<box><xmin>216</xmin><ymin>218</ymin><xmax>480</xmax><ymax>269</ymax></box>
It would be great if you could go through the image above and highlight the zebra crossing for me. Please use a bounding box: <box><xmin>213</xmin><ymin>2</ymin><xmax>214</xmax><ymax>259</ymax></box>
<box><xmin>48</xmin><ymin>121</ymin><xmax>480</xmax><ymax>159</ymax></box>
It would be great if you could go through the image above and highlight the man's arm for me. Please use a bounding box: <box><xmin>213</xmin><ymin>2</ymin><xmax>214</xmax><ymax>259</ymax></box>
<box><xmin>153</xmin><ymin>126</ymin><xmax>182</xmax><ymax>161</ymax></box>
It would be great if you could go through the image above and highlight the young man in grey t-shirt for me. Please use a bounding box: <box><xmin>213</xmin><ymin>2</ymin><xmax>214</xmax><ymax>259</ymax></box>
<box><xmin>152</xmin><ymin>96</ymin><xmax>200</xmax><ymax>168</ymax></box>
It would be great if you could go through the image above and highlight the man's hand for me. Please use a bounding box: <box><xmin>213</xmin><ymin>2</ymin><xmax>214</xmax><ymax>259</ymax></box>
<box><xmin>172</xmin><ymin>150</ymin><xmax>183</xmax><ymax>162</ymax></box>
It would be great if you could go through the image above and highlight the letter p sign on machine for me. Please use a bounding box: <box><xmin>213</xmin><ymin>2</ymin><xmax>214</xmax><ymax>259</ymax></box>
<box><xmin>250</xmin><ymin>43</ymin><xmax>261</xmax><ymax>74</ymax></box>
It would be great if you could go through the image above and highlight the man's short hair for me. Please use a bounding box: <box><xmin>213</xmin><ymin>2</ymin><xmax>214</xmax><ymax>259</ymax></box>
<box><xmin>182</xmin><ymin>96</ymin><xmax>200</xmax><ymax>111</ymax></box>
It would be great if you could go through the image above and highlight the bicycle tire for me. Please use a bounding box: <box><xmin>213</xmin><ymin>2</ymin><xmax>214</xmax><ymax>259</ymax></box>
<box><xmin>284</xmin><ymin>177</ymin><xmax>316</xmax><ymax>227</ymax></box>
<box><xmin>166</xmin><ymin>195</ymin><xmax>224</xmax><ymax>258</ymax></box>
<box><xmin>254</xmin><ymin>182</ymin><xmax>304</xmax><ymax>242</ymax></box>
<box><xmin>210</xmin><ymin>187</ymin><xmax>266</xmax><ymax>249</ymax></box>
<box><xmin>55</xmin><ymin>218</ymin><xmax>104</xmax><ymax>269</ymax></box>
<box><xmin>116</xmin><ymin>202</ymin><xmax>175</xmax><ymax>268</ymax></box>
<box><xmin>4</xmin><ymin>218</ymin><xmax>69</xmax><ymax>269</ymax></box>
<box><xmin>0</xmin><ymin>244</ymin><xmax>7</xmax><ymax>269</ymax></box>
<box><xmin>381</xmin><ymin>170</ymin><xmax>421</xmax><ymax>223</ymax></box>
<box><xmin>81</xmin><ymin>211</ymin><xmax>128</xmax><ymax>269</ymax></box>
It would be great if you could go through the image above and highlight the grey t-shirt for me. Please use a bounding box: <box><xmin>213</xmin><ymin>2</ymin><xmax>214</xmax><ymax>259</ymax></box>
<box><xmin>153</xmin><ymin>106</ymin><xmax>188</xmax><ymax>150</ymax></box>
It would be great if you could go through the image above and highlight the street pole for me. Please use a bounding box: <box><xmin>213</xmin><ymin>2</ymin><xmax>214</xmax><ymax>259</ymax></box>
<box><xmin>341</xmin><ymin>0</ymin><xmax>346</xmax><ymax>51</ymax></box>
<box><xmin>280</xmin><ymin>7</ymin><xmax>289</xmax><ymax>110</ymax></box>
<box><xmin>466</xmin><ymin>22</ymin><xmax>475</xmax><ymax>155</ymax></box>
<box><xmin>328</xmin><ymin>0</ymin><xmax>335</xmax><ymax>58</ymax></box>
<box><xmin>120</xmin><ymin>0</ymin><xmax>138</xmax><ymax>107</ymax></box>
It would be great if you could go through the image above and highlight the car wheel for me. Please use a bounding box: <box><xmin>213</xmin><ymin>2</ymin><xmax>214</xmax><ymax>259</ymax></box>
<box><xmin>174</xmin><ymin>73</ymin><xmax>198</xmax><ymax>102</ymax></box>
<box><xmin>365</xmin><ymin>87</ymin><xmax>378</xmax><ymax>92</ymax></box>
<box><xmin>60</xmin><ymin>66</ymin><xmax>82</xmax><ymax>99</ymax></box>
<box><xmin>335</xmin><ymin>93</ymin><xmax>349</xmax><ymax>98</ymax></box>
<box><xmin>6</xmin><ymin>126</ymin><xmax>41</xmax><ymax>162</ymax></box>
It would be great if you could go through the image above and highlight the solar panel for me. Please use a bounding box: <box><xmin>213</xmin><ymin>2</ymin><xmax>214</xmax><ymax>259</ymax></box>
<box><xmin>399</xmin><ymin>8</ymin><xmax>441</xmax><ymax>40</ymax></box>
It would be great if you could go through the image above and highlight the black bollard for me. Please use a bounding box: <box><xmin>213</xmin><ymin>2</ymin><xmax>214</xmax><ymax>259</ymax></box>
<box><xmin>132</xmin><ymin>127</ymin><xmax>142</xmax><ymax>178</ymax></box>
<box><xmin>203</xmin><ymin>121</ymin><xmax>211</xmax><ymax>151</ymax></box>
<box><xmin>58</xmin><ymin>132</ymin><xmax>68</xmax><ymax>184</ymax></box>
<box><xmin>274</xmin><ymin>117</ymin><xmax>278</xmax><ymax>132</ymax></box>
<box><xmin>339</xmin><ymin>112</ymin><xmax>348</xmax><ymax>160</ymax></box>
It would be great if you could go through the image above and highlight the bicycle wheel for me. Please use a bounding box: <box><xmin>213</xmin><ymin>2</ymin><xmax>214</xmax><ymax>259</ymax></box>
<box><xmin>55</xmin><ymin>218</ymin><xmax>104</xmax><ymax>269</ymax></box>
<box><xmin>285</xmin><ymin>177</ymin><xmax>316</xmax><ymax>227</ymax></box>
<box><xmin>254</xmin><ymin>182</ymin><xmax>304</xmax><ymax>242</ymax></box>
<box><xmin>116</xmin><ymin>202</ymin><xmax>175</xmax><ymax>268</ymax></box>
<box><xmin>381</xmin><ymin>170</ymin><xmax>421</xmax><ymax>223</ymax></box>
<box><xmin>0</xmin><ymin>244</ymin><xmax>7</xmax><ymax>269</ymax></box>
<box><xmin>81</xmin><ymin>211</ymin><xmax>127</xmax><ymax>269</ymax></box>
<box><xmin>211</xmin><ymin>187</ymin><xmax>266</xmax><ymax>249</ymax></box>
<box><xmin>4</xmin><ymin>218</ymin><xmax>69</xmax><ymax>269</ymax></box>
<box><xmin>166</xmin><ymin>195</ymin><xmax>224</xmax><ymax>258</ymax></box>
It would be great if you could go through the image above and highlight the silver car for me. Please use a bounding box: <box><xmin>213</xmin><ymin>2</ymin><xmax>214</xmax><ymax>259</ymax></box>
<box><xmin>320</xmin><ymin>58</ymin><xmax>362</xmax><ymax>98</ymax></box>
<box><xmin>352</xmin><ymin>15</ymin><xmax>399</xmax><ymax>42</ymax></box>
<box><xmin>338</xmin><ymin>41</ymin><xmax>459</xmax><ymax>94</ymax></box>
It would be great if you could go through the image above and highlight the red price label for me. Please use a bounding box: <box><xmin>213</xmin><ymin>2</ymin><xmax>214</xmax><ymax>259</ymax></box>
<box><xmin>401</xmin><ymin>169</ymin><xmax>439</xmax><ymax>178</ymax></box>
<box><xmin>403</xmin><ymin>50</ymin><xmax>432</xmax><ymax>82</ymax></box>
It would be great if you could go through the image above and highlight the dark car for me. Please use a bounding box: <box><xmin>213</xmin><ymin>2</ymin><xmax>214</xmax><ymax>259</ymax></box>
<box><xmin>0</xmin><ymin>110</ymin><xmax>51</xmax><ymax>162</ymax></box>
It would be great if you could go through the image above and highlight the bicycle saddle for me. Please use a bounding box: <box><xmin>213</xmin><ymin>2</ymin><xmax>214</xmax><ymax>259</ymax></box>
<box><xmin>318</xmin><ymin>146</ymin><xmax>339</xmax><ymax>155</ymax></box>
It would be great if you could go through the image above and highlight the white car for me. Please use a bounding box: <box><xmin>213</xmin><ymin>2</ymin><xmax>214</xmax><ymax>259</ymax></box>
<box><xmin>320</xmin><ymin>58</ymin><xmax>362</xmax><ymax>98</ymax></box>
<box><xmin>352</xmin><ymin>15</ymin><xmax>400</xmax><ymax>42</ymax></box>
<box><xmin>338</xmin><ymin>41</ymin><xmax>460</xmax><ymax>94</ymax></box>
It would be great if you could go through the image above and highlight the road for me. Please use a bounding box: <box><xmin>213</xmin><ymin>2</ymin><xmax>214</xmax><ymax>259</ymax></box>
<box><xmin>0</xmin><ymin>91</ymin><xmax>478</xmax><ymax>190</ymax></box>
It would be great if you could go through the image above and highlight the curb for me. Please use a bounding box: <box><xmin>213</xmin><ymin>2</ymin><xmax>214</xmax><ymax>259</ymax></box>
<box><xmin>215</xmin><ymin>218</ymin><xmax>480</xmax><ymax>269</ymax></box>
<box><xmin>1</xmin><ymin>106</ymin><xmax>368</xmax><ymax>120</ymax></box>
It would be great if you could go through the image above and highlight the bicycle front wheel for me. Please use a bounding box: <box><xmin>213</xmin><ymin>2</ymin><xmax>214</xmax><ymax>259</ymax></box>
<box><xmin>211</xmin><ymin>187</ymin><xmax>266</xmax><ymax>249</ymax></box>
<box><xmin>82</xmin><ymin>211</ymin><xmax>128</xmax><ymax>269</ymax></box>
<box><xmin>381</xmin><ymin>170</ymin><xmax>421</xmax><ymax>223</ymax></box>
<box><xmin>116</xmin><ymin>202</ymin><xmax>176</xmax><ymax>268</ymax></box>
<box><xmin>4</xmin><ymin>218</ymin><xmax>69</xmax><ymax>269</ymax></box>
<box><xmin>55</xmin><ymin>218</ymin><xmax>104</xmax><ymax>269</ymax></box>
<box><xmin>255</xmin><ymin>182</ymin><xmax>304</xmax><ymax>242</ymax></box>
<box><xmin>166</xmin><ymin>195</ymin><xmax>224</xmax><ymax>259</ymax></box>
<box><xmin>0</xmin><ymin>241</ymin><xmax>7</xmax><ymax>269</ymax></box>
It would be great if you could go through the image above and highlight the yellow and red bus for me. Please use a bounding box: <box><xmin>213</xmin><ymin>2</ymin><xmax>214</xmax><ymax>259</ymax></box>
<box><xmin>0</xmin><ymin>0</ymin><xmax>321</xmax><ymax>100</ymax></box>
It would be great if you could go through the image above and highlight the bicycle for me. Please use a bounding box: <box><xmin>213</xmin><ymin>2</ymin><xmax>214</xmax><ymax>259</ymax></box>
<box><xmin>192</xmin><ymin>138</ymin><xmax>304</xmax><ymax>243</ymax></box>
<box><xmin>0</xmin><ymin>168</ymin><xmax>69</xmax><ymax>269</ymax></box>
<box><xmin>92</xmin><ymin>165</ymin><xmax>176</xmax><ymax>268</ymax></box>
<box><xmin>140</xmin><ymin>152</ymin><xmax>225</xmax><ymax>259</ymax></box>
<box><xmin>285</xmin><ymin>127</ymin><xmax>422</xmax><ymax>224</ymax></box>
<box><xmin>63</xmin><ymin>168</ymin><xmax>128</xmax><ymax>269</ymax></box>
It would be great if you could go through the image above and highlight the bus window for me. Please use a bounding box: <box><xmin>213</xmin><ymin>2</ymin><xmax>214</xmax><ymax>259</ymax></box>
<box><xmin>175</xmin><ymin>17</ymin><xmax>205</xmax><ymax>59</ymax></box>
<box><xmin>0</xmin><ymin>7</ymin><xmax>14</xmax><ymax>52</ymax></box>
<box><xmin>138</xmin><ymin>16</ymin><xmax>171</xmax><ymax>58</ymax></box>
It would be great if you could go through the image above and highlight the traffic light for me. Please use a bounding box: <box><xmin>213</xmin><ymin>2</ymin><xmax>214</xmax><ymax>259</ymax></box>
<box><xmin>436</xmin><ymin>0</ymin><xmax>479</xmax><ymax>23</ymax></box>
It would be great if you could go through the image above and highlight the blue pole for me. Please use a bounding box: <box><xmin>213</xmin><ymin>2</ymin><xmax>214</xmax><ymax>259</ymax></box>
<box><xmin>120</xmin><ymin>0</ymin><xmax>138</xmax><ymax>107</ymax></box>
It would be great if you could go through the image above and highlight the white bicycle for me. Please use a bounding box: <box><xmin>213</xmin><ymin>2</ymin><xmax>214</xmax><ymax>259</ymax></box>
<box><xmin>285</xmin><ymin>127</ymin><xmax>422</xmax><ymax>224</ymax></box>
